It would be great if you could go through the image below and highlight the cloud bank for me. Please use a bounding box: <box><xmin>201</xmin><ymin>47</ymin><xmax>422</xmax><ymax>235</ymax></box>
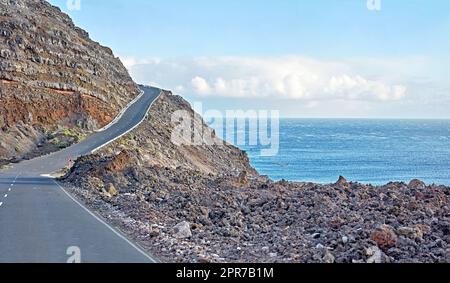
<box><xmin>123</xmin><ymin>56</ymin><xmax>407</xmax><ymax>102</ymax></box>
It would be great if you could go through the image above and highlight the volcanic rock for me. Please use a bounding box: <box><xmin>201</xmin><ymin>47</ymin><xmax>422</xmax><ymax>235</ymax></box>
<box><xmin>173</xmin><ymin>221</ymin><xmax>192</xmax><ymax>239</ymax></box>
<box><xmin>335</xmin><ymin>176</ymin><xmax>349</xmax><ymax>188</ymax></box>
<box><xmin>371</xmin><ymin>225</ymin><xmax>398</xmax><ymax>252</ymax></box>
<box><xmin>408</xmin><ymin>179</ymin><xmax>426</xmax><ymax>189</ymax></box>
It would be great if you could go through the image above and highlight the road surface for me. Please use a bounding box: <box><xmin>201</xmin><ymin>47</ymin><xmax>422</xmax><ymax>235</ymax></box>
<box><xmin>0</xmin><ymin>86</ymin><xmax>161</xmax><ymax>263</ymax></box>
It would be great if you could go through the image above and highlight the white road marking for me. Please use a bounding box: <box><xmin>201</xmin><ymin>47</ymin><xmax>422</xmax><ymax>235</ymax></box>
<box><xmin>10</xmin><ymin>175</ymin><xmax>19</xmax><ymax>187</ymax></box>
<box><xmin>0</xmin><ymin>175</ymin><xmax>19</xmax><ymax>208</ymax></box>
<box><xmin>90</xmin><ymin>90</ymin><xmax>162</xmax><ymax>154</ymax></box>
<box><xmin>52</xmin><ymin>180</ymin><xmax>158</xmax><ymax>263</ymax></box>
<box><xmin>40</xmin><ymin>174</ymin><xmax>55</xmax><ymax>179</ymax></box>
<box><xmin>95</xmin><ymin>90</ymin><xmax>145</xmax><ymax>133</ymax></box>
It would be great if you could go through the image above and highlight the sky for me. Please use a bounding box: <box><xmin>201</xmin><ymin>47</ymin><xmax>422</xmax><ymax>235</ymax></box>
<box><xmin>49</xmin><ymin>0</ymin><xmax>450</xmax><ymax>118</ymax></box>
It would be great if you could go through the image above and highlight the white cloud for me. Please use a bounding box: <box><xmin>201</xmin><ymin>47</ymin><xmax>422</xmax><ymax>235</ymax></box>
<box><xmin>324</xmin><ymin>75</ymin><xmax>406</xmax><ymax>101</ymax></box>
<box><xmin>191</xmin><ymin>76</ymin><xmax>211</xmax><ymax>95</ymax></box>
<box><xmin>123</xmin><ymin>56</ymin><xmax>408</xmax><ymax>102</ymax></box>
<box><xmin>119</xmin><ymin>56</ymin><xmax>160</xmax><ymax>70</ymax></box>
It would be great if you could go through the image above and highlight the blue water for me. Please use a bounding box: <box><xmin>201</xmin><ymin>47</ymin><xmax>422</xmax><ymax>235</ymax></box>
<box><xmin>235</xmin><ymin>119</ymin><xmax>450</xmax><ymax>185</ymax></box>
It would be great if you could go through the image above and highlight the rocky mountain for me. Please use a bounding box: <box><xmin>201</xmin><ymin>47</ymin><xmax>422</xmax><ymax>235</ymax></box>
<box><xmin>0</xmin><ymin>0</ymin><xmax>140</xmax><ymax>163</ymax></box>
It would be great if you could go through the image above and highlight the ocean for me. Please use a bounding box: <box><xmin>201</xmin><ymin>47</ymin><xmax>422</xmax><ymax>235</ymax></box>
<box><xmin>234</xmin><ymin>119</ymin><xmax>450</xmax><ymax>185</ymax></box>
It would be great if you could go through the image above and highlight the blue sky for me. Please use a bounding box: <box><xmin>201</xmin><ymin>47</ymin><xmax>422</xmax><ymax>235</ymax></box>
<box><xmin>49</xmin><ymin>0</ymin><xmax>450</xmax><ymax>118</ymax></box>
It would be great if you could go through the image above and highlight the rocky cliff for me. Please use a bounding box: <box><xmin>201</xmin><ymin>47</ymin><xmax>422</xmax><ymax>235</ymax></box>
<box><xmin>0</xmin><ymin>0</ymin><xmax>139</xmax><ymax>163</ymax></box>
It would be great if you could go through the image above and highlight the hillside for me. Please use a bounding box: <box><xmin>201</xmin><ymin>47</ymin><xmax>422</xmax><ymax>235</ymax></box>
<box><xmin>64</xmin><ymin>91</ymin><xmax>257</xmax><ymax>180</ymax></box>
<box><xmin>62</xmin><ymin>92</ymin><xmax>450</xmax><ymax>263</ymax></box>
<box><xmin>0</xmin><ymin>0</ymin><xmax>139</xmax><ymax>164</ymax></box>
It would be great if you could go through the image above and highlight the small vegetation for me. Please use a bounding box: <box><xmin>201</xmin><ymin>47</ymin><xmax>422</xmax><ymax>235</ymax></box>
<box><xmin>61</xmin><ymin>128</ymin><xmax>87</xmax><ymax>143</ymax></box>
<box><xmin>48</xmin><ymin>128</ymin><xmax>88</xmax><ymax>149</ymax></box>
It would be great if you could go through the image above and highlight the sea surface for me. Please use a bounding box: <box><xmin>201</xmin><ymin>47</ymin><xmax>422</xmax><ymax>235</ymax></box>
<box><xmin>230</xmin><ymin>119</ymin><xmax>450</xmax><ymax>185</ymax></box>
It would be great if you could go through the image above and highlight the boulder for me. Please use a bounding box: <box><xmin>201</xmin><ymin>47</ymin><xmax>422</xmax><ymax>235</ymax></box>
<box><xmin>408</xmin><ymin>179</ymin><xmax>426</xmax><ymax>189</ymax></box>
<box><xmin>335</xmin><ymin>176</ymin><xmax>349</xmax><ymax>188</ymax></box>
<box><xmin>106</xmin><ymin>183</ymin><xmax>118</xmax><ymax>197</ymax></box>
<box><xmin>173</xmin><ymin>221</ymin><xmax>192</xmax><ymax>239</ymax></box>
<box><xmin>370</xmin><ymin>225</ymin><xmax>397</xmax><ymax>251</ymax></box>
<box><xmin>397</xmin><ymin>226</ymin><xmax>423</xmax><ymax>240</ymax></box>
<box><xmin>88</xmin><ymin>176</ymin><xmax>104</xmax><ymax>191</ymax></box>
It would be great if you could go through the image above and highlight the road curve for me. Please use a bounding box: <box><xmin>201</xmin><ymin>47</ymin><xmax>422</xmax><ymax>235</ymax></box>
<box><xmin>0</xmin><ymin>86</ymin><xmax>161</xmax><ymax>263</ymax></box>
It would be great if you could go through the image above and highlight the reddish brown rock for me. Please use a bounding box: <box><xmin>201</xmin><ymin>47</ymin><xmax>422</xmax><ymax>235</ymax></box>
<box><xmin>104</xmin><ymin>150</ymin><xmax>134</xmax><ymax>172</ymax></box>
<box><xmin>329</xmin><ymin>217</ymin><xmax>345</xmax><ymax>230</ymax></box>
<box><xmin>335</xmin><ymin>176</ymin><xmax>349</xmax><ymax>188</ymax></box>
<box><xmin>237</xmin><ymin>171</ymin><xmax>249</xmax><ymax>186</ymax></box>
<box><xmin>371</xmin><ymin>225</ymin><xmax>398</xmax><ymax>251</ymax></box>
<box><xmin>415</xmin><ymin>191</ymin><xmax>425</xmax><ymax>201</ymax></box>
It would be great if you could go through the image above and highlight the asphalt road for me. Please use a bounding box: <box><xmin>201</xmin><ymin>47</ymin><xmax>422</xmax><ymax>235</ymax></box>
<box><xmin>0</xmin><ymin>86</ymin><xmax>161</xmax><ymax>263</ymax></box>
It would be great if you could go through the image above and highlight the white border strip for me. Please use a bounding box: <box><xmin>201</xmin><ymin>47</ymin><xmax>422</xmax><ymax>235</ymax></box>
<box><xmin>53</xmin><ymin>180</ymin><xmax>158</xmax><ymax>263</ymax></box>
<box><xmin>90</xmin><ymin>90</ymin><xmax>162</xmax><ymax>154</ymax></box>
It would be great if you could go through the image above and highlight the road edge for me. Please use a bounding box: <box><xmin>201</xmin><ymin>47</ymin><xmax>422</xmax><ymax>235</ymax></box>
<box><xmin>53</xmin><ymin>179</ymin><xmax>160</xmax><ymax>263</ymax></box>
<box><xmin>94</xmin><ymin>90</ymin><xmax>145</xmax><ymax>133</ymax></box>
<box><xmin>90</xmin><ymin>88</ymin><xmax>163</xmax><ymax>154</ymax></box>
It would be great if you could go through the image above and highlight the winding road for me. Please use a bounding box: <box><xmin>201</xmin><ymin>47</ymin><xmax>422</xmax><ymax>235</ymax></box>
<box><xmin>0</xmin><ymin>86</ymin><xmax>161</xmax><ymax>263</ymax></box>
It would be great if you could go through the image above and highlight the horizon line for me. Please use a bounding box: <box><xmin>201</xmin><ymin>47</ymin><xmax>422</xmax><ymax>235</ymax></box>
<box><xmin>200</xmin><ymin>116</ymin><xmax>450</xmax><ymax>120</ymax></box>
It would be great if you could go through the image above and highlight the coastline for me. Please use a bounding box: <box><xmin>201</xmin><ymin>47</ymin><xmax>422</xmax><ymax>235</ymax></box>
<box><xmin>239</xmin><ymin>118</ymin><xmax>450</xmax><ymax>186</ymax></box>
<box><xmin>62</xmin><ymin>162</ymin><xmax>450</xmax><ymax>263</ymax></box>
<box><xmin>58</xmin><ymin>93</ymin><xmax>450</xmax><ymax>263</ymax></box>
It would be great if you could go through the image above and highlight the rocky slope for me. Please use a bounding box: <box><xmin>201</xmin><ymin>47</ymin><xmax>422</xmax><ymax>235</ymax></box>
<box><xmin>0</xmin><ymin>0</ymin><xmax>139</xmax><ymax>163</ymax></box>
<box><xmin>95</xmin><ymin>91</ymin><xmax>257</xmax><ymax>176</ymax></box>
<box><xmin>62</xmin><ymin>92</ymin><xmax>450</xmax><ymax>263</ymax></box>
